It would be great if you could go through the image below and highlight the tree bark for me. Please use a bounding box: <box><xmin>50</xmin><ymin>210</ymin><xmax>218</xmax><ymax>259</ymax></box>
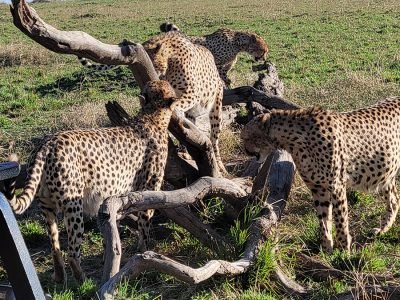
<box><xmin>223</xmin><ymin>86</ymin><xmax>299</xmax><ymax>110</ymax></box>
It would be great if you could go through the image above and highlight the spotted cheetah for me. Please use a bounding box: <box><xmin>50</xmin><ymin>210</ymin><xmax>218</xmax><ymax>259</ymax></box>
<box><xmin>142</xmin><ymin>31</ymin><xmax>226</xmax><ymax>173</ymax></box>
<box><xmin>241</xmin><ymin>97</ymin><xmax>400</xmax><ymax>252</ymax></box>
<box><xmin>160</xmin><ymin>23</ymin><xmax>269</xmax><ymax>86</ymax></box>
<box><xmin>2</xmin><ymin>80</ymin><xmax>176</xmax><ymax>282</ymax></box>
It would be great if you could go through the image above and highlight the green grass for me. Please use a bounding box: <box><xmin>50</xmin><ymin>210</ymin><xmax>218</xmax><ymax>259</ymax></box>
<box><xmin>1</xmin><ymin>0</ymin><xmax>400</xmax><ymax>299</ymax></box>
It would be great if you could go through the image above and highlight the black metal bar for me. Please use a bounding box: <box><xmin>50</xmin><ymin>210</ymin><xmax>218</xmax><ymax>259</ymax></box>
<box><xmin>0</xmin><ymin>162</ymin><xmax>47</xmax><ymax>300</ymax></box>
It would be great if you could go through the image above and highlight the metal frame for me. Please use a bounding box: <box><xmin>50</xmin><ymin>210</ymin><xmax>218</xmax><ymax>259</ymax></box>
<box><xmin>0</xmin><ymin>162</ymin><xmax>47</xmax><ymax>300</ymax></box>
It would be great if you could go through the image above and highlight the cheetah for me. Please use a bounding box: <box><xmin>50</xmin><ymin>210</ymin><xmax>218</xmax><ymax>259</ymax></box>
<box><xmin>2</xmin><ymin>80</ymin><xmax>176</xmax><ymax>282</ymax></box>
<box><xmin>160</xmin><ymin>23</ymin><xmax>269</xmax><ymax>86</ymax></box>
<box><xmin>142</xmin><ymin>31</ymin><xmax>226</xmax><ymax>173</ymax></box>
<box><xmin>241</xmin><ymin>97</ymin><xmax>400</xmax><ymax>252</ymax></box>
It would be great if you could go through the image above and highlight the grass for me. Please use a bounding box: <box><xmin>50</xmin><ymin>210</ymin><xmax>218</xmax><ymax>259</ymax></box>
<box><xmin>1</xmin><ymin>0</ymin><xmax>400</xmax><ymax>298</ymax></box>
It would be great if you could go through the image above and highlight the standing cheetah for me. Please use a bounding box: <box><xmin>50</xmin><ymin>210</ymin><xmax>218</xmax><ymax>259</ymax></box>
<box><xmin>143</xmin><ymin>32</ymin><xmax>226</xmax><ymax>174</ymax></box>
<box><xmin>241</xmin><ymin>97</ymin><xmax>400</xmax><ymax>252</ymax></box>
<box><xmin>2</xmin><ymin>80</ymin><xmax>176</xmax><ymax>282</ymax></box>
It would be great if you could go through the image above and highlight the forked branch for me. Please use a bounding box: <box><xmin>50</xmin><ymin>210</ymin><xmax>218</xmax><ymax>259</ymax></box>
<box><xmin>98</xmin><ymin>149</ymin><xmax>302</xmax><ymax>299</ymax></box>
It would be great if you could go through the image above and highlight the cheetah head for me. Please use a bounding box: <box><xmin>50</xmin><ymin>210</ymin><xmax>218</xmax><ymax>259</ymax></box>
<box><xmin>237</xmin><ymin>32</ymin><xmax>269</xmax><ymax>62</ymax></box>
<box><xmin>139</xmin><ymin>80</ymin><xmax>176</xmax><ymax>112</ymax></box>
<box><xmin>143</xmin><ymin>40</ymin><xmax>169</xmax><ymax>79</ymax></box>
<box><xmin>241</xmin><ymin>113</ymin><xmax>275</xmax><ymax>163</ymax></box>
<box><xmin>159</xmin><ymin>22</ymin><xmax>181</xmax><ymax>33</ymax></box>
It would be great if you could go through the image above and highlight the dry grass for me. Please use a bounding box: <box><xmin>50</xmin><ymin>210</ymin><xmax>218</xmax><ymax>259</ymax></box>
<box><xmin>59</xmin><ymin>95</ymin><xmax>140</xmax><ymax>130</ymax></box>
<box><xmin>219</xmin><ymin>126</ymin><xmax>245</xmax><ymax>162</ymax></box>
<box><xmin>286</xmin><ymin>71</ymin><xmax>400</xmax><ymax>111</ymax></box>
<box><xmin>0</xmin><ymin>43</ymin><xmax>62</xmax><ymax>67</ymax></box>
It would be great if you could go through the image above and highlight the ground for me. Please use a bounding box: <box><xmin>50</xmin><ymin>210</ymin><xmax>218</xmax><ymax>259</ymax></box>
<box><xmin>0</xmin><ymin>0</ymin><xmax>400</xmax><ymax>299</ymax></box>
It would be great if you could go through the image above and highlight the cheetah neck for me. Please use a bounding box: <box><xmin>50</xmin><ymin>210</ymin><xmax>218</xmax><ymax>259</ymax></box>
<box><xmin>267</xmin><ymin>110</ymin><xmax>311</xmax><ymax>154</ymax></box>
<box><xmin>138</xmin><ymin>109</ymin><xmax>173</xmax><ymax>132</ymax></box>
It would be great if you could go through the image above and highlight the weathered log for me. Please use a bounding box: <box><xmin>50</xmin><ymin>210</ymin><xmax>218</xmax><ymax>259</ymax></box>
<box><xmin>252</xmin><ymin>62</ymin><xmax>285</xmax><ymax>98</ymax></box>
<box><xmin>223</xmin><ymin>86</ymin><xmax>299</xmax><ymax>110</ymax></box>
<box><xmin>98</xmin><ymin>149</ymin><xmax>299</xmax><ymax>299</ymax></box>
<box><xmin>169</xmin><ymin>112</ymin><xmax>221</xmax><ymax>177</ymax></box>
<box><xmin>97</xmin><ymin>176</ymin><xmax>249</xmax><ymax>283</ymax></box>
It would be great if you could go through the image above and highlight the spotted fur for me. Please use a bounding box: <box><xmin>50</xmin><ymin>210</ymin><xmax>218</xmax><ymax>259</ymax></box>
<box><xmin>79</xmin><ymin>24</ymin><xmax>269</xmax><ymax>87</ymax></box>
<box><xmin>3</xmin><ymin>80</ymin><xmax>176</xmax><ymax>282</ymax></box>
<box><xmin>78</xmin><ymin>56</ymin><xmax>115</xmax><ymax>71</ymax></box>
<box><xmin>143</xmin><ymin>31</ymin><xmax>226</xmax><ymax>173</ymax></box>
<box><xmin>160</xmin><ymin>24</ymin><xmax>269</xmax><ymax>86</ymax></box>
<box><xmin>241</xmin><ymin>97</ymin><xmax>400</xmax><ymax>252</ymax></box>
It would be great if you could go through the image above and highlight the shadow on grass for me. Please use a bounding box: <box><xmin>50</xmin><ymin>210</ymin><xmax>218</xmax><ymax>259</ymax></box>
<box><xmin>35</xmin><ymin>67</ymin><xmax>138</xmax><ymax>97</ymax></box>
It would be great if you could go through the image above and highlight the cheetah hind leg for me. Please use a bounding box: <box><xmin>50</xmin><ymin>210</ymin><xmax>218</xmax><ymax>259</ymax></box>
<box><xmin>312</xmin><ymin>189</ymin><xmax>334</xmax><ymax>253</ymax></box>
<box><xmin>331</xmin><ymin>186</ymin><xmax>351</xmax><ymax>252</ymax></box>
<box><xmin>42</xmin><ymin>206</ymin><xmax>66</xmax><ymax>283</ymax></box>
<box><xmin>137</xmin><ymin>209</ymin><xmax>155</xmax><ymax>252</ymax></box>
<box><xmin>373</xmin><ymin>181</ymin><xmax>400</xmax><ymax>236</ymax></box>
<box><xmin>64</xmin><ymin>199</ymin><xmax>86</xmax><ymax>282</ymax></box>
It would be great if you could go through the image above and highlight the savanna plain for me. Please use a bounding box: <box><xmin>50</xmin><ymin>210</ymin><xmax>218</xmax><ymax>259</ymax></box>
<box><xmin>0</xmin><ymin>0</ymin><xmax>400</xmax><ymax>299</ymax></box>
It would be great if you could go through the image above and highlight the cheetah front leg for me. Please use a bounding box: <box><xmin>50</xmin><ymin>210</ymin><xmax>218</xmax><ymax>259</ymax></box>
<box><xmin>63</xmin><ymin>199</ymin><xmax>86</xmax><ymax>282</ymax></box>
<box><xmin>373</xmin><ymin>180</ymin><xmax>400</xmax><ymax>235</ymax></box>
<box><xmin>311</xmin><ymin>187</ymin><xmax>333</xmax><ymax>252</ymax></box>
<box><xmin>41</xmin><ymin>204</ymin><xmax>66</xmax><ymax>283</ymax></box>
<box><xmin>217</xmin><ymin>64</ymin><xmax>231</xmax><ymax>88</ymax></box>
<box><xmin>331</xmin><ymin>185</ymin><xmax>351</xmax><ymax>251</ymax></box>
<box><xmin>137</xmin><ymin>209</ymin><xmax>155</xmax><ymax>252</ymax></box>
<box><xmin>136</xmin><ymin>157</ymin><xmax>165</xmax><ymax>252</ymax></box>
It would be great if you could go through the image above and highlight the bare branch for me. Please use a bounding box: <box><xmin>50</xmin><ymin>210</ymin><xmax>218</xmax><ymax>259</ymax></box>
<box><xmin>98</xmin><ymin>149</ymin><xmax>298</xmax><ymax>299</ymax></box>
<box><xmin>223</xmin><ymin>87</ymin><xmax>300</xmax><ymax>110</ymax></box>
<box><xmin>103</xmin><ymin>176</ymin><xmax>248</xmax><ymax>215</ymax></box>
<box><xmin>10</xmin><ymin>0</ymin><xmax>158</xmax><ymax>89</ymax></box>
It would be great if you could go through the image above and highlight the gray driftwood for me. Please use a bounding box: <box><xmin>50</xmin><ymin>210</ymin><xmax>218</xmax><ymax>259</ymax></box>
<box><xmin>98</xmin><ymin>150</ymin><xmax>300</xmax><ymax>299</ymax></box>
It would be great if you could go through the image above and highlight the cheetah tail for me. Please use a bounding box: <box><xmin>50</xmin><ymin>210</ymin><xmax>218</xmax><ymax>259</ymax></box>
<box><xmin>6</xmin><ymin>144</ymin><xmax>49</xmax><ymax>215</ymax></box>
<box><xmin>78</xmin><ymin>56</ymin><xmax>114</xmax><ymax>71</ymax></box>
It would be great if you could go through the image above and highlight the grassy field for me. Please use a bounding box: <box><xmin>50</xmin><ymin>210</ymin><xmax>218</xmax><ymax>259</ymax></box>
<box><xmin>0</xmin><ymin>0</ymin><xmax>400</xmax><ymax>299</ymax></box>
